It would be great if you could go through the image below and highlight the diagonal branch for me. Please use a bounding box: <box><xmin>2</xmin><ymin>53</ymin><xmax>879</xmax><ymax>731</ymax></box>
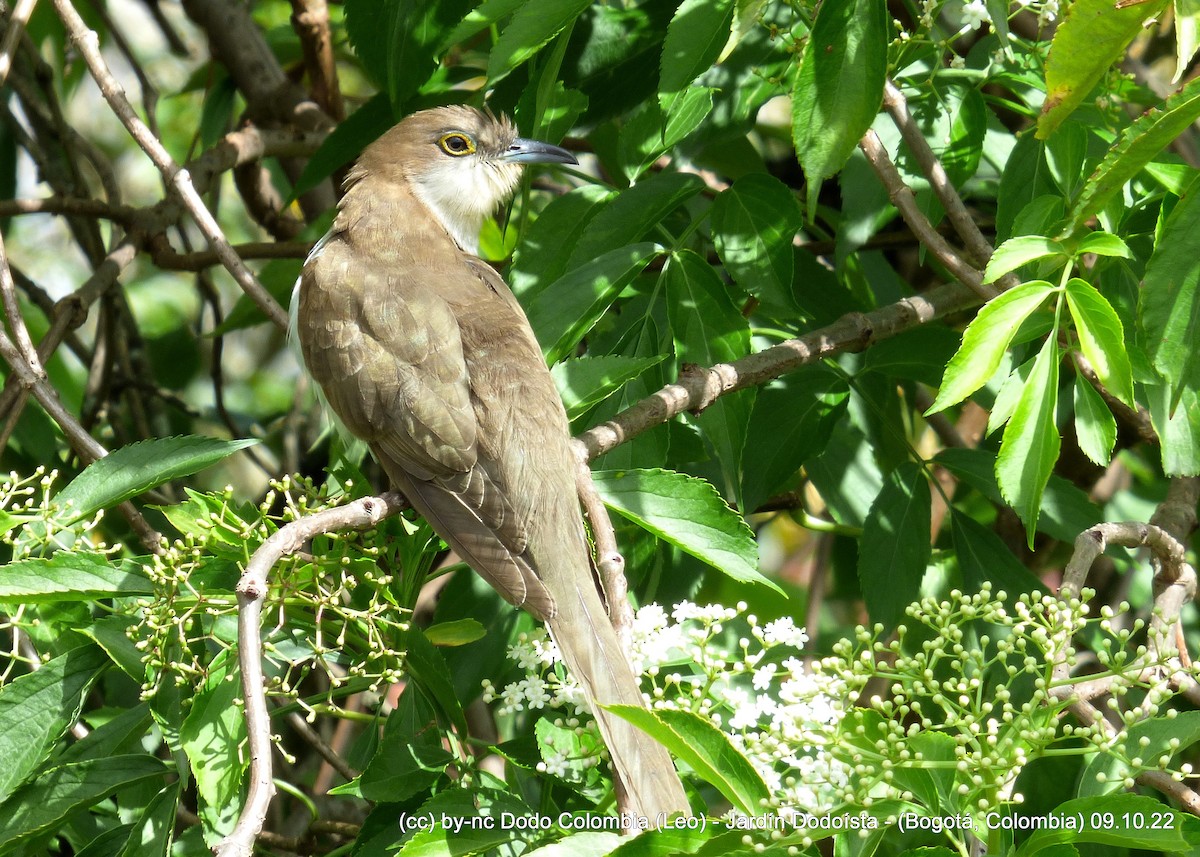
<box><xmin>51</xmin><ymin>0</ymin><xmax>292</xmax><ymax>332</ymax></box>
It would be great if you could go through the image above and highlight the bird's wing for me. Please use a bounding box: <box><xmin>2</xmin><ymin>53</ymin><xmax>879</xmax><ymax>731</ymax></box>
<box><xmin>297</xmin><ymin>236</ymin><xmax>554</xmax><ymax>617</ymax></box>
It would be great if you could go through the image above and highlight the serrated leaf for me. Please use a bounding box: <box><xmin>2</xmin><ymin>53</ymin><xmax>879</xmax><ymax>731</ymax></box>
<box><xmin>664</xmin><ymin>251</ymin><xmax>753</xmax><ymax>505</ymax></box>
<box><xmin>291</xmin><ymin>93</ymin><xmax>394</xmax><ymax>202</ymax></box>
<box><xmin>658</xmin><ymin>0</ymin><xmax>735</xmax><ymax>113</ymax></box>
<box><xmin>1073</xmin><ymin>374</ymin><xmax>1117</xmax><ymax>466</ymax></box>
<box><xmin>1037</xmin><ymin>0</ymin><xmax>1170</xmax><ymax>138</ymax></box>
<box><xmin>117</xmin><ymin>782</ymin><xmax>178</xmax><ymax>857</ymax></box>
<box><xmin>55</xmin><ymin>436</ymin><xmax>259</xmax><ymax>524</ymax></box>
<box><xmin>0</xmin><ymin>645</ymin><xmax>109</xmax><ymax>804</ymax></box>
<box><xmin>928</xmin><ymin>281</ymin><xmax>1055</xmax><ymax>413</ymax></box>
<box><xmin>440</xmin><ymin>0</ymin><xmax>525</xmax><ymax>50</ymax></box>
<box><xmin>711</xmin><ymin>174</ymin><xmax>802</xmax><ymax>305</ymax></box>
<box><xmin>345</xmin><ymin>0</ymin><xmax>470</xmax><ymax>109</ymax></box>
<box><xmin>605</xmin><ymin>704</ymin><xmax>769</xmax><ymax>815</ymax></box>
<box><xmin>565</xmin><ymin>172</ymin><xmax>704</xmax><ymax>270</ymax></box>
<box><xmin>858</xmin><ymin>462</ymin><xmax>931</xmax><ymax>631</ymax></box>
<box><xmin>984</xmin><ymin>236</ymin><xmax>1067</xmax><ymax>284</ymax></box>
<box><xmin>357</xmin><ymin>687</ymin><xmax>452</xmax><ymax>802</ymax></box>
<box><xmin>1147</xmin><ymin>382</ymin><xmax>1200</xmax><ymax>476</ymax></box>
<box><xmin>179</xmin><ymin>652</ymin><xmax>245</xmax><ymax>837</ymax></box>
<box><xmin>1080</xmin><ymin>711</ymin><xmax>1200</xmax><ymax>798</ymax></box>
<box><xmin>1076</xmin><ymin>231</ymin><xmax>1131</xmax><ymax>258</ymax></box>
<box><xmin>1015</xmin><ymin>795</ymin><xmax>1188</xmax><ymax>855</ymax></box>
<box><xmin>0</xmin><ymin>755</ymin><xmax>167</xmax><ymax>853</ymax></box>
<box><xmin>938</xmin><ymin>447</ymin><xmax>1101</xmax><ymax>542</ymax></box>
<box><xmin>526</xmin><ymin>243</ymin><xmax>662</xmax><ymax>365</ymax></box>
<box><xmin>997</xmin><ymin>335</ymin><xmax>1062</xmax><ymax>547</ymax></box>
<box><xmin>1064</xmin><ymin>278</ymin><xmax>1135</xmax><ymax>406</ymax></box>
<box><xmin>740</xmin><ymin>370</ymin><xmax>849</xmax><ymax>512</ymax></box>
<box><xmin>792</xmin><ymin>0</ymin><xmax>887</xmax><ymax>217</ymax></box>
<box><xmin>951</xmin><ymin>512</ymin><xmax>1046</xmax><ymax>595</ymax></box>
<box><xmin>1066</xmin><ymin>74</ymin><xmax>1200</xmax><ymax>235</ymax></box>
<box><xmin>488</xmin><ymin>0</ymin><xmax>591</xmax><ymax>82</ymax></box>
<box><xmin>592</xmin><ymin>468</ymin><xmax>774</xmax><ymax>591</ymax></box>
<box><xmin>1140</xmin><ymin>174</ymin><xmax>1200</xmax><ymax>413</ymax></box>
<box><xmin>511</xmin><ymin>184</ymin><xmax>614</xmax><ymax>302</ymax></box>
<box><xmin>551</xmin><ymin>355</ymin><xmax>664</xmax><ymax>420</ymax></box>
<box><xmin>0</xmin><ymin>554</ymin><xmax>153</xmax><ymax>602</ymax></box>
<box><xmin>1176</xmin><ymin>0</ymin><xmax>1200</xmax><ymax>83</ymax></box>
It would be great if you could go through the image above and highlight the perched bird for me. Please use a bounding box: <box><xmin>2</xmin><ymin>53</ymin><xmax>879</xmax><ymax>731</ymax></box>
<box><xmin>292</xmin><ymin>106</ymin><xmax>689</xmax><ymax>820</ymax></box>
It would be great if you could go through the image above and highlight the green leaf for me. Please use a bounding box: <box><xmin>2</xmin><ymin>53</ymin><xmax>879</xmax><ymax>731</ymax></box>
<box><xmin>345</xmin><ymin>0</ymin><xmax>471</xmax><ymax>109</ymax></box>
<box><xmin>404</xmin><ymin>625</ymin><xmax>469</xmax><ymax>737</ymax></box>
<box><xmin>619</xmin><ymin>86</ymin><xmax>714</xmax><ymax>180</ymax></box>
<box><xmin>984</xmin><ymin>236</ymin><xmax>1067</xmax><ymax>284</ymax></box>
<box><xmin>740</xmin><ymin>370</ymin><xmax>849</xmax><ymax>513</ymax></box>
<box><xmin>1073</xmin><ymin>374</ymin><xmax>1117</xmax><ymax>467</ymax></box>
<box><xmin>658</xmin><ymin>0</ymin><xmax>736</xmax><ymax>113</ymax></box>
<box><xmin>291</xmin><ymin>93</ymin><xmax>394</xmax><ymax>202</ymax></box>
<box><xmin>0</xmin><ymin>554</ymin><xmax>153</xmax><ymax>602</ymax></box>
<box><xmin>592</xmin><ymin>468</ymin><xmax>774</xmax><ymax>590</ymax></box>
<box><xmin>55</xmin><ymin>436</ymin><xmax>259</xmax><ymax>524</ymax></box>
<box><xmin>526</xmin><ymin>243</ymin><xmax>662</xmax><ymax>365</ymax></box>
<box><xmin>711</xmin><ymin>174</ymin><xmax>802</xmax><ymax>306</ymax></box>
<box><xmin>1066</xmin><ymin>74</ymin><xmax>1200</xmax><ymax>235</ymax></box>
<box><xmin>1080</xmin><ymin>711</ymin><xmax>1200</xmax><ymax>797</ymax></box>
<box><xmin>0</xmin><ymin>755</ymin><xmax>168</xmax><ymax>854</ymax></box>
<box><xmin>927</xmin><ymin>281</ymin><xmax>1055</xmax><ymax>413</ymax></box>
<box><xmin>440</xmin><ymin>0</ymin><xmax>525</xmax><ymax>50</ymax></box>
<box><xmin>1076</xmin><ymin>231</ymin><xmax>1132</xmax><ymax>259</ymax></box>
<box><xmin>522</xmin><ymin>832</ymin><xmax>622</xmax><ymax>857</ymax></box>
<box><xmin>938</xmin><ymin>448</ymin><xmax>1101</xmax><ymax>543</ymax></box>
<box><xmin>566</xmin><ymin>172</ymin><xmax>705</xmax><ymax>270</ymax></box>
<box><xmin>0</xmin><ymin>645</ymin><xmax>109</xmax><ymax>804</ymax></box>
<box><xmin>1015</xmin><ymin>795</ymin><xmax>1188</xmax><ymax>855</ymax></box>
<box><xmin>996</xmin><ymin>335</ymin><xmax>1062</xmax><ymax>547</ymax></box>
<box><xmin>1147</xmin><ymin>382</ymin><xmax>1200</xmax><ymax>476</ymax></box>
<box><xmin>57</xmin><ymin>704</ymin><xmax>153</xmax><ymax>766</ymax></box>
<box><xmin>792</xmin><ymin>0</ymin><xmax>887</xmax><ymax>217</ymax></box>
<box><xmin>179</xmin><ymin>652</ymin><xmax>245</xmax><ymax>838</ymax></box>
<box><xmin>551</xmin><ymin>355</ymin><xmax>664</xmax><ymax>420</ymax></box>
<box><xmin>951</xmin><ymin>512</ymin><xmax>1045</xmax><ymax>595</ymax></box>
<box><xmin>858</xmin><ymin>462</ymin><xmax>931</xmax><ymax>631</ymax></box>
<box><xmin>488</xmin><ymin>0</ymin><xmax>591</xmax><ymax>83</ymax></box>
<box><xmin>357</xmin><ymin>686</ymin><xmax>452</xmax><ymax>802</ymax></box>
<box><xmin>423</xmin><ymin>619</ymin><xmax>486</xmax><ymax>647</ymax></box>
<box><xmin>605</xmin><ymin>704</ymin><xmax>770</xmax><ymax>815</ymax></box>
<box><xmin>1037</xmin><ymin>0</ymin><xmax>1170</xmax><ymax>138</ymax></box>
<box><xmin>511</xmin><ymin>184</ymin><xmax>614</xmax><ymax>303</ymax></box>
<box><xmin>117</xmin><ymin>782</ymin><xmax>179</xmax><ymax>857</ymax></box>
<box><xmin>1176</xmin><ymin>0</ymin><xmax>1200</xmax><ymax>83</ymax></box>
<box><xmin>664</xmin><ymin>251</ymin><xmax>753</xmax><ymax>505</ymax></box>
<box><xmin>1140</xmin><ymin>174</ymin><xmax>1200</xmax><ymax>412</ymax></box>
<box><xmin>1064</xmin><ymin>278</ymin><xmax>1135</xmax><ymax>407</ymax></box>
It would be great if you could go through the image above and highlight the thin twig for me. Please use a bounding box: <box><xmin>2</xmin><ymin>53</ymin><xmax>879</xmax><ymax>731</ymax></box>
<box><xmin>881</xmin><ymin>79</ymin><xmax>997</xmax><ymax>270</ymax></box>
<box><xmin>571</xmin><ymin>441</ymin><xmax>633</xmax><ymax>652</ymax></box>
<box><xmin>215</xmin><ymin>492</ymin><xmax>408</xmax><ymax>857</ymax></box>
<box><xmin>51</xmin><ymin>0</ymin><xmax>291</xmax><ymax>331</ymax></box>
<box><xmin>859</xmin><ymin>130</ymin><xmax>997</xmax><ymax>301</ymax></box>
<box><xmin>0</xmin><ymin>0</ymin><xmax>38</xmax><ymax>85</ymax></box>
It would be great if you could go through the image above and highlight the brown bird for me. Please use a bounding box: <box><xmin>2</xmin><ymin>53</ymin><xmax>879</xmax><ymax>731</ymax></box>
<box><xmin>292</xmin><ymin>105</ymin><xmax>689</xmax><ymax>820</ymax></box>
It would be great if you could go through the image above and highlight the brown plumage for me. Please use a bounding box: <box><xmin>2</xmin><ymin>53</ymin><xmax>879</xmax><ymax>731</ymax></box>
<box><xmin>293</xmin><ymin>106</ymin><xmax>689</xmax><ymax>820</ymax></box>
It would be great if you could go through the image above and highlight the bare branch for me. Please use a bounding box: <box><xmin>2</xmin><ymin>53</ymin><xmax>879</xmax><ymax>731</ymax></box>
<box><xmin>289</xmin><ymin>0</ymin><xmax>345</xmax><ymax>122</ymax></box>
<box><xmin>51</xmin><ymin>0</ymin><xmax>292</xmax><ymax>331</ymax></box>
<box><xmin>577</xmin><ymin>281</ymin><xmax>981</xmax><ymax>461</ymax></box>
<box><xmin>216</xmin><ymin>492</ymin><xmax>408</xmax><ymax>857</ymax></box>
<box><xmin>859</xmin><ymin>130</ymin><xmax>998</xmax><ymax>301</ymax></box>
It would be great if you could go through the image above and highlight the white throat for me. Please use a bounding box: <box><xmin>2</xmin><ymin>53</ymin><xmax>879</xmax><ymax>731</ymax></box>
<box><xmin>409</xmin><ymin>158</ymin><xmax>521</xmax><ymax>255</ymax></box>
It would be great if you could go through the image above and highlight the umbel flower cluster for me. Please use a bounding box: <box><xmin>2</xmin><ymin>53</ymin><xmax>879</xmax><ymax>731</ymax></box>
<box><xmin>484</xmin><ymin>585</ymin><xmax>1198</xmax><ymax>832</ymax></box>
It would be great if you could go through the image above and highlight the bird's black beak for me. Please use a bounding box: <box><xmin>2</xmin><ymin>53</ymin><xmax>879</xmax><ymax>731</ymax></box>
<box><xmin>504</xmin><ymin>137</ymin><xmax>578</xmax><ymax>165</ymax></box>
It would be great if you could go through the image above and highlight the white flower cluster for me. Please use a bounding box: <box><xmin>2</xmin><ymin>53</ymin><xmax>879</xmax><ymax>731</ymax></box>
<box><xmin>482</xmin><ymin>601</ymin><xmax>851</xmax><ymax>814</ymax></box>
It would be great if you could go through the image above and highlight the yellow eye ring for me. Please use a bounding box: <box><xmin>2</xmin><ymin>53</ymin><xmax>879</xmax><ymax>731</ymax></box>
<box><xmin>438</xmin><ymin>133</ymin><xmax>476</xmax><ymax>156</ymax></box>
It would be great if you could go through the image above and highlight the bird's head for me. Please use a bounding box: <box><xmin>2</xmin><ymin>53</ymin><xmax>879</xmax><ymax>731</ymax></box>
<box><xmin>351</xmin><ymin>105</ymin><xmax>577</xmax><ymax>252</ymax></box>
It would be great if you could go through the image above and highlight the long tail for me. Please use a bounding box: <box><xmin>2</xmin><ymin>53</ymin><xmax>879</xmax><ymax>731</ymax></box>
<box><xmin>545</xmin><ymin>575</ymin><xmax>690</xmax><ymax>821</ymax></box>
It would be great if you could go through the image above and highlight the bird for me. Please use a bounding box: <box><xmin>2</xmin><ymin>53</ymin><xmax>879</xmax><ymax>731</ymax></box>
<box><xmin>291</xmin><ymin>105</ymin><xmax>690</xmax><ymax>821</ymax></box>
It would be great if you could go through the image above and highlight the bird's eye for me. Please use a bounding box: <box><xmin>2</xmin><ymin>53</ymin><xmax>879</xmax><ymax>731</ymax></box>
<box><xmin>438</xmin><ymin>133</ymin><xmax>476</xmax><ymax>156</ymax></box>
